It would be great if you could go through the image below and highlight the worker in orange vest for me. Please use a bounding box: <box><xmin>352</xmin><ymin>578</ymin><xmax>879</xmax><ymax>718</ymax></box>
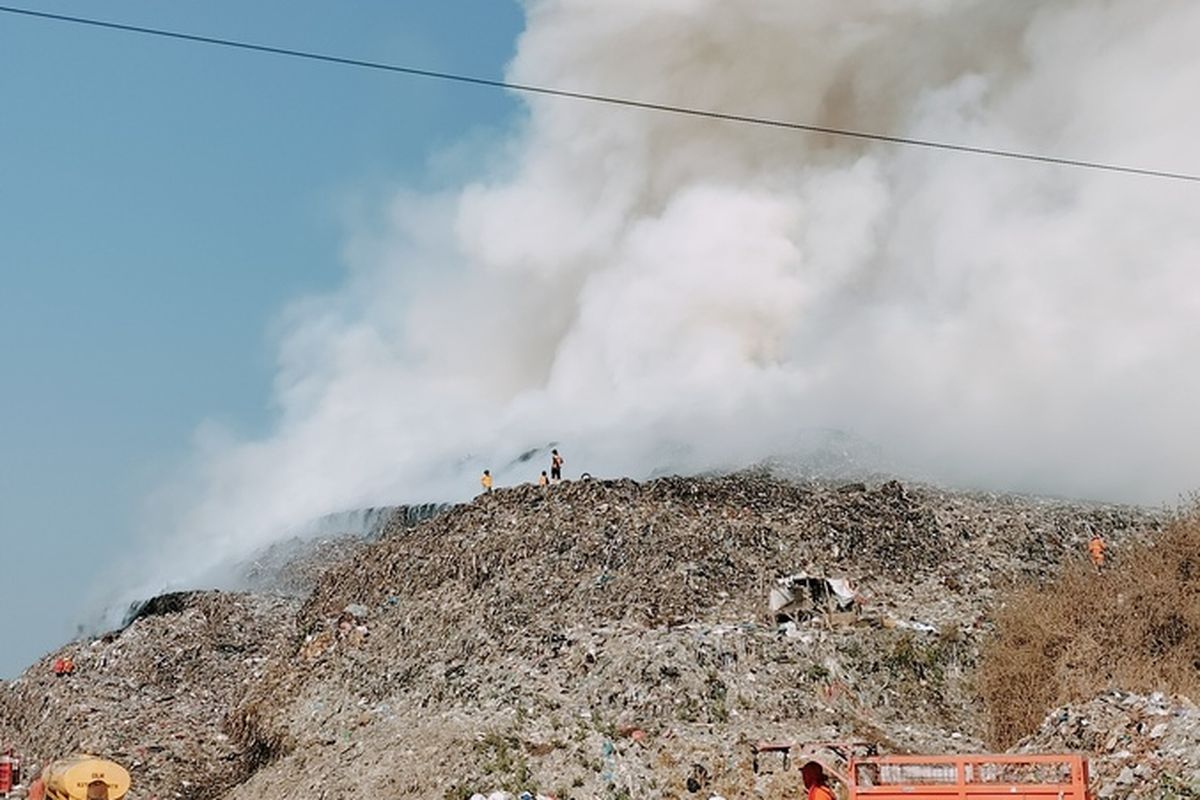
<box><xmin>1088</xmin><ymin>533</ymin><xmax>1106</xmax><ymax>571</ymax></box>
<box><xmin>802</xmin><ymin>761</ymin><xmax>836</xmax><ymax>800</ymax></box>
<box><xmin>480</xmin><ymin>470</ymin><xmax>494</xmax><ymax>494</ymax></box>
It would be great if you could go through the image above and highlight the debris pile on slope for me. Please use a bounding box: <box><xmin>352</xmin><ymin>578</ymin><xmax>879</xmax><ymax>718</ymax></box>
<box><xmin>0</xmin><ymin>474</ymin><xmax>1164</xmax><ymax>800</ymax></box>
<box><xmin>229</xmin><ymin>475</ymin><xmax>1156</xmax><ymax>799</ymax></box>
<box><xmin>304</xmin><ymin>475</ymin><xmax>1153</xmax><ymax>650</ymax></box>
<box><xmin>236</xmin><ymin>536</ymin><xmax>371</xmax><ymax>597</ymax></box>
<box><xmin>1016</xmin><ymin>691</ymin><xmax>1200</xmax><ymax>799</ymax></box>
<box><xmin>0</xmin><ymin>592</ymin><xmax>298</xmax><ymax>800</ymax></box>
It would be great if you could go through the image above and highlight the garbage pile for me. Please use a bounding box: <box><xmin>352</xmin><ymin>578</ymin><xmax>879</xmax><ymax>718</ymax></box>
<box><xmin>0</xmin><ymin>474</ymin><xmax>1163</xmax><ymax>800</ymax></box>
<box><xmin>234</xmin><ymin>475</ymin><xmax>1155</xmax><ymax>799</ymax></box>
<box><xmin>235</xmin><ymin>535</ymin><xmax>371</xmax><ymax>597</ymax></box>
<box><xmin>1015</xmin><ymin>690</ymin><xmax>1200</xmax><ymax>799</ymax></box>
<box><xmin>0</xmin><ymin>592</ymin><xmax>298</xmax><ymax>800</ymax></box>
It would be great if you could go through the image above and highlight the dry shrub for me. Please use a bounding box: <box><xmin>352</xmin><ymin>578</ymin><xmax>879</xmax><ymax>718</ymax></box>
<box><xmin>980</xmin><ymin>510</ymin><xmax>1200</xmax><ymax>747</ymax></box>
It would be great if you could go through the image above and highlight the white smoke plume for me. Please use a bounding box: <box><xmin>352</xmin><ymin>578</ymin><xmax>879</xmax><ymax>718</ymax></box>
<box><xmin>130</xmin><ymin>0</ymin><xmax>1200</xmax><ymax>602</ymax></box>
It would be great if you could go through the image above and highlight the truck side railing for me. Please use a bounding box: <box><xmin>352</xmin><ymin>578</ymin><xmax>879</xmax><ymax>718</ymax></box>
<box><xmin>849</xmin><ymin>753</ymin><xmax>1091</xmax><ymax>800</ymax></box>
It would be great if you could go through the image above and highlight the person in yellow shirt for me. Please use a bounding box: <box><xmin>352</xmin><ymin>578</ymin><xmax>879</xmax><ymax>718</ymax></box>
<box><xmin>481</xmin><ymin>469</ymin><xmax>493</xmax><ymax>494</ymax></box>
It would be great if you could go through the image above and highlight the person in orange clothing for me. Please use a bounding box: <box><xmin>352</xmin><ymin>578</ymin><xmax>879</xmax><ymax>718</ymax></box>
<box><xmin>1088</xmin><ymin>532</ymin><xmax>1106</xmax><ymax>571</ymax></box>
<box><xmin>480</xmin><ymin>469</ymin><xmax>493</xmax><ymax>494</ymax></box>
<box><xmin>802</xmin><ymin>761</ymin><xmax>837</xmax><ymax>800</ymax></box>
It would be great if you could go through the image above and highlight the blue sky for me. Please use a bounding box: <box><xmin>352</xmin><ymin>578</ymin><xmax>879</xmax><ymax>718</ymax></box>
<box><xmin>0</xmin><ymin>0</ymin><xmax>524</xmax><ymax>676</ymax></box>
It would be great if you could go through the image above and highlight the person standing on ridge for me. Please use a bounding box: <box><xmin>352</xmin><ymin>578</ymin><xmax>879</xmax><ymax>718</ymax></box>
<box><xmin>801</xmin><ymin>761</ymin><xmax>836</xmax><ymax>800</ymax></box>
<box><xmin>1088</xmin><ymin>531</ymin><xmax>1106</xmax><ymax>572</ymax></box>
<box><xmin>481</xmin><ymin>469</ymin><xmax>493</xmax><ymax>494</ymax></box>
<box><xmin>538</xmin><ymin>470</ymin><xmax>549</xmax><ymax>489</ymax></box>
<box><xmin>550</xmin><ymin>449</ymin><xmax>564</xmax><ymax>483</ymax></box>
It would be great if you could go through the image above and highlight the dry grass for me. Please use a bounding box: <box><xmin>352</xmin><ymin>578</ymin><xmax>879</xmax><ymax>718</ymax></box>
<box><xmin>979</xmin><ymin>510</ymin><xmax>1200</xmax><ymax>747</ymax></box>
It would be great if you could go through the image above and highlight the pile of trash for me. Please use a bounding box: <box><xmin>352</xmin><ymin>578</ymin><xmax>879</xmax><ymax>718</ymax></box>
<box><xmin>235</xmin><ymin>535</ymin><xmax>372</xmax><ymax>597</ymax></box>
<box><xmin>307</xmin><ymin>475</ymin><xmax>1152</xmax><ymax>634</ymax></box>
<box><xmin>233</xmin><ymin>475</ymin><xmax>1155</xmax><ymax>798</ymax></box>
<box><xmin>0</xmin><ymin>592</ymin><xmax>298</xmax><ymax>800</ymax></box>
<box><xmin>1016</xmin><ymin>690</ymin><xmax>1200</xmax><ymax>798</ymax></box>
<box><xmin>0</xmin><ymin>474</ymin><xmax>1163</xmax><ymax>800</ymax></box>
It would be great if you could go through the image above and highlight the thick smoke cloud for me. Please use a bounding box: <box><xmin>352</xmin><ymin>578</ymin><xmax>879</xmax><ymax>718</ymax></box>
<box><xmin>131</xmin><ymin>0</ymin><xmax>1200</xmax><ymax>601</ymax></box>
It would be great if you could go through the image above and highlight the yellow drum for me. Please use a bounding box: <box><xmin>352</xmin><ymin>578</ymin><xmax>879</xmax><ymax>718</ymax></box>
<box><xmin>41</xmin><ymin>756</ymin><xmax>131</xmax><ymax>800</ymax></box>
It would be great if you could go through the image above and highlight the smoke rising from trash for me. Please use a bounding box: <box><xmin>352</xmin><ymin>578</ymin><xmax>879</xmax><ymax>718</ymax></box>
<box><xmin>128</xmin><ymin>0</ymin><xmax>1200</xmax><ymax>607</ymax></box>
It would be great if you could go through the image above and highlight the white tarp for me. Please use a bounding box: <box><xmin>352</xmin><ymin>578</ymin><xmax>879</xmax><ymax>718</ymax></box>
<box><xmin>770</xmin><ymin>572</ymin><xmax>859</xmax><ymax>622</ymax></box>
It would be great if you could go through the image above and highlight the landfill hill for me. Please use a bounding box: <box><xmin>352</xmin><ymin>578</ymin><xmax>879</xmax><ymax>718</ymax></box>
<box><xmin>0</xmin><ymin>473</ymin><xmax>1184</xmax><ymax>800</ymax></box>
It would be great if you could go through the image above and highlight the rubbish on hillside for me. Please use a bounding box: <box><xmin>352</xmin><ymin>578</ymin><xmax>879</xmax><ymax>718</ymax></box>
<box><xmin>686</xmin><ymin>763</ymin><xmax>710</xmax><ymax>792</ymax></box>
<box><xmin>1</xmin><ymin>474</ymin><xmax>1166</xmax><ymax>799</ymax></box>
<box><xmin>770</xmin><ymin>573</ymin><xmax>859</xmax><ymax>627</ymax></box>
<box><xmin>1016</xmin><ymin>690</ymin><xmax>1200</xmax><ymax>799</ymax></box>
<box><xmin>51</xmin><ymin>658</ymin><xmax>73</xmax><ymax>676</ymax></box>
<box><xmin>779</xmin><ymin>622</ymin><xmax>815</xmax><ymax>642</ymax></box>
<box><xmin>888</xmin><ymin>619</ymin><xmax>939</xmax><ymax>634</ymax></box>
<box><xmin>752</xmin><ymin>741</ymin><xmax>795</xmax><ymax>773</ymax></box>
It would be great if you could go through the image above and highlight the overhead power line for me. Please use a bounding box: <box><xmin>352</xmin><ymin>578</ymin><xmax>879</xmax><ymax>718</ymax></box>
<box><xmin>2</xmin><ymin>4</ymin><xmax>1198</xmax><ymax>184</ymax></box>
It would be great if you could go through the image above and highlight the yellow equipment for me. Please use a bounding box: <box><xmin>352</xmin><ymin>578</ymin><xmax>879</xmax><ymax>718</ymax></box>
<box><xmin>39</xmin><ymin>756</ymin><xmax>130</xmax><ymax>800</ymax></box>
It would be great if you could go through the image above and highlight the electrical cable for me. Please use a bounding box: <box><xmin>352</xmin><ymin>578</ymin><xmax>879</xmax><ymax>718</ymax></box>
<box><xmin>1</xmin><ymin>4</ymin><xmax>1197</xmax><ymax>183</ymax></box>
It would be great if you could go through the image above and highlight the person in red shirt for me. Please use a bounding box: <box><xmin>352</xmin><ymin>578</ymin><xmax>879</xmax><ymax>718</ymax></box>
<box><xmin>802</xmin><ymin>761</ymin><xmax>837</xmax><ymax>800</ymax></box>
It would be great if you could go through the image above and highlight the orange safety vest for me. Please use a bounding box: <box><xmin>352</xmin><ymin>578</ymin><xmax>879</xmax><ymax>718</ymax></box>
<box><xmin>808</xmin><ymin>784</ymin><xmax>836</xmax><ymax>800</ymax></box>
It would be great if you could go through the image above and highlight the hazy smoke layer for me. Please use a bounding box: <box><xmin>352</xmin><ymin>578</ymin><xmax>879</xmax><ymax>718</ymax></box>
<box><xmin>133</xmin><ymin>0</ymin><xmax>1200</xmax><ymax>601</ymax></box>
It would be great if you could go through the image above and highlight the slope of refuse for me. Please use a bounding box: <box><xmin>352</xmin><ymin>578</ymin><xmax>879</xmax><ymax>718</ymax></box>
<box><xmin>225</xmin><ymin>475</ymin><xmax>1158</xmax><ymax>799</ymax></box>
<box><xmin>0</xmin><ymin>592</ymin><xmax>299</xmax><ymax>800</ymax></box>
<box><xmin>1016</xmin><ymin>691</ymin><xmax>1200</xmax><ymax>799</ymax></box>
<box><xmin>0</xmin><ymin>474</ymin><xmax>1168</xmax><ymax>800</ymax></box>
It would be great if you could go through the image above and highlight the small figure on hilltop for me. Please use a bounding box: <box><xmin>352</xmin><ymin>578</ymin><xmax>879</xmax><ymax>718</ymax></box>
<box><xmin>550</xmin><ymin>448</ymin><xmax>564</xmax><ymax>482</ymax></box>
<box><xmin>480</xmin><ymin>469</ymin><xmax>493</xmax><ymax>494</ymax></box>
<box><xmin>538</xmin><ymin>470</ymin><xmax>549</xmax><ymax>489</ymax></box>
<box><xmin>1088</xmin><ymin>531</ymin><xmax>1106</xmax><ymax>572</ymax></box>
<box><xmin>801</xmin><ymin>761</ymin><xmax>836</xmax><ymax>800</ymax></box>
